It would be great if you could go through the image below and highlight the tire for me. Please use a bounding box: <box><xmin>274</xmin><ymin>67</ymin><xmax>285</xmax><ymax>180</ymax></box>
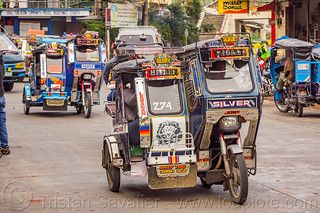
<box><xmin>228</xmin><ymin>153</ymin><xmax>248</xmax><ymax>205</ymax></box>
<box><xmin>3</xmin><ymin>82</ymin><xmax>14</xmax><ymax>92</ymax></box>
<box><xmin>200</xmin><ymin>177</ymin><xmax>213</xmax><ymax>189</ymax></box>
<box><xmin>83</xmin><ymin>92</ymin><xmax>92</xmax><ymax>119</ymax></box>
<box><xmin>22</xmin><ymin>90</ymin><xmax>30</xmax><ymax>115</ymax></box>
<box><xmin>295</xmin><ymin>102</ymin><xmax>303</xmax><ymax>117</ymax></box>
<box><xmin>76</xmin><ymin>105</ymin><xmax>83</xmax><ymax>114</ymax></box>
<box><xmin>274</xmin><ymin>93</ymin><xmax>289</xmax><ymax>113</ymax></box>
<box><xmin>103</xmin><ymin>142</ymin><xmax>120</xmax><ymax>192</ymax></box>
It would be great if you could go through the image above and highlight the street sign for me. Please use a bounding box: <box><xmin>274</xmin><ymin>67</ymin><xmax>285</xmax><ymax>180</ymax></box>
<box><xmin>218</xmin><ymin>0</ymin><xmax>249</xmax><ymax>14</ymax></box>
<box><xmin>107</xmin><ymin>3</ymin><xmax>140</xmax><ymax>28</ymax></box>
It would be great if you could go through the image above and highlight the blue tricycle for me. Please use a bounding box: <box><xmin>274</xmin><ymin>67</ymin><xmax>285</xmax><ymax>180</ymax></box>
<box><xmin>270</xmin><ymin>36</ymin><xmax>319</xmax><ymax>117</ymax></box>
<box><xmin>22</xmin><ymin>38</ymin><xmax>73</xmax><ymax>115</ymax></box>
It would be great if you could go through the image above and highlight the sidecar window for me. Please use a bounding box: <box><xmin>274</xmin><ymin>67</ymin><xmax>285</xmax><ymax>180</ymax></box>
<box><xmin>146</xmin><ymin>79</ymin><xmax>182</xmax><ymax>115</ymax></box>
<box><xmin>204</xmin><ymin>60</ymin><xmax>253</xmax><ymax>93</ymax></box>
<box><xmin>47</xmin><ymin>57</ymin><xmax>64</xmax><ymax>74</ymax></box>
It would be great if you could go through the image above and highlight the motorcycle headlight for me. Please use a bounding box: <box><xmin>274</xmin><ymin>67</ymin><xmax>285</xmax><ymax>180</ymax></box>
<box><xmin>219</xmin><ymin>116</ymin><xmax>241</xmax><ymax>133</ymax></box>
<box><xmin>83</xmin><ymin>74</ymin><xmax>92</xmax><ymax>80</ymax></box>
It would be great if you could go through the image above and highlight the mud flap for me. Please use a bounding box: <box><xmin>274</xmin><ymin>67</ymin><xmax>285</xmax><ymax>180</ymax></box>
<box><xmin>148</xmin><ymin>164</ymin><xmax>197</xmax><ymax>189</ymax></box>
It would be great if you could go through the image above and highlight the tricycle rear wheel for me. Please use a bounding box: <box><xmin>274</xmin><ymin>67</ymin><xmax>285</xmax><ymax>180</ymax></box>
<box><xmin>103</xmin><ymin>142</ymin><xmax>120</xmax><ymax>192</ymax></box>
<box><xmin>22</xmin><ymin>90</ymin><xmax>30</xmax><ymax>115</ymax></box>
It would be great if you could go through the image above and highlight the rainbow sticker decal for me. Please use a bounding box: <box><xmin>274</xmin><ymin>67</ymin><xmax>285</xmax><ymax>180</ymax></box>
<box><xmin>140</xmin><ymin>125</ymin><xmax>150</xmax><ymax>136</ymax></box>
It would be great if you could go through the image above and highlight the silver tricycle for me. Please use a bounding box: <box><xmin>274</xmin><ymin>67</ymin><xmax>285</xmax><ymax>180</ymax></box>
<box><xmin>178</xmin><ymin>33</ymin><xmax>262</xmax><ymax>204</ymax></box>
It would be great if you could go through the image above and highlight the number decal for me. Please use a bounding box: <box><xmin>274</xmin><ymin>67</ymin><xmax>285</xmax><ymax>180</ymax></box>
<box><xmin>153</xmin><ymin>102</ymin><xmax>173</xmax><ymax>111</ymax></box>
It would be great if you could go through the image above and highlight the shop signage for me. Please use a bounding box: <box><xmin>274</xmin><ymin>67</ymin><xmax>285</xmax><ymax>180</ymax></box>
<box><xmin>218</xmin><ymin>0</ymin><xmax>249</xmax><ymax>14</ymax></box>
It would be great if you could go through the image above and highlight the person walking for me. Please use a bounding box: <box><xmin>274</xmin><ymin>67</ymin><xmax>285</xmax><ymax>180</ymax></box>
<box><xmin>0</xmin><ymin>56</ymin><xmax>10</xmax><ymax>157</ymax></box>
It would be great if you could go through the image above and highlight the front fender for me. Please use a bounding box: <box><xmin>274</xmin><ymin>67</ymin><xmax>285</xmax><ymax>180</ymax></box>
<box><xmin>227</xmin><ymin>144</ymin><xmax>243</xmax><ymax>154</ymax></box>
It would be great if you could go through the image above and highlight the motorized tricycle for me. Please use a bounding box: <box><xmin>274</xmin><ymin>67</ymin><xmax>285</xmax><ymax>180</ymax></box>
<box><xmin>178</xmin><ymin>33</ymin><xmax>261</xmax><ymax>204</ymax></box>
<box><xmin>22</xmin><ymin>38</ymin><xmax>72</xmax><ymax>114</ymax></box>
<box><xmin>270</xmin><ymin>36</ymin><xmax>319</xmax><ymax>117</ymax></box>
<box><xmin>67</xmin><ymin>31</ymin><xmax>106</xmax><ymax>118</ymax></box>
<box><xmin>102</xmin><ymin>52</ymin><xmax>198</xmax><ymax>192</ymax></box>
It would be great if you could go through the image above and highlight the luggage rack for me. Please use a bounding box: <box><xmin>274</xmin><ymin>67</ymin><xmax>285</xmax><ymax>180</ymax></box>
<box><xmin>147</xmin><ymin>133</ymin><xmax>197</xmax><ymax>165</ymax></box>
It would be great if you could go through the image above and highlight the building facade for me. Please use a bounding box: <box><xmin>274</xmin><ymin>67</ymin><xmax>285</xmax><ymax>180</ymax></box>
<box><xmin>275</xmin><ymin>0</ymin><xmax>320</xmax><ymax>41</ymax></box>
<box><xmin>0</xmin><ymin>0</ymin><xmax>94</xmax><ymax>36</ymax></box>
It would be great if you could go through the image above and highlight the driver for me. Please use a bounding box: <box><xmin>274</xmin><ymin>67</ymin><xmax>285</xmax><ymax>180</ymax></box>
<box><xmin>276</xmin><ymin>52</ymin><xmax>295</xmax><ymax>91</ymax></box>
<box><xmin>121</xmin><ymin>74</ymin><xmax>139</xmax><ymax>146</ymax></box>
<box><xmin>204</xmin><ymin>60</ymin><xmax>227</xmax><ymax>80</ymax></box>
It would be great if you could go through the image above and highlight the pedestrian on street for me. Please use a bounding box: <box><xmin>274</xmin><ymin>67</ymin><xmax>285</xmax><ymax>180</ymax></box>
<box><xmin>0</xmin><ymin>56</ymin><xmax>10</xmax><ymax>158</ymax></box>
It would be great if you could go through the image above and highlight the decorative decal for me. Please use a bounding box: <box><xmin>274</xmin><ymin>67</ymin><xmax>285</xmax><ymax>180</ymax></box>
<box><xmin>207</xmin><ymin>98</ymin><xmax>257</xmax><ymax>109</ymax></box>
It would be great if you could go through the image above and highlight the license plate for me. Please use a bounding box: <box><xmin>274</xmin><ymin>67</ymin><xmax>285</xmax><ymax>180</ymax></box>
<box><xmin>5</xmin><ymin>71</ymin><xmax>12</xmax><ymax>77</ymax></box>
<box><xmin>156</xmin><ymin>164</ymin><xmax>190</xmax><ymax>177</ymax></box>
<box><xmin>46</xmin><ymin>99</ymin><xmax>65</xmax><ymax>107</ymax></box>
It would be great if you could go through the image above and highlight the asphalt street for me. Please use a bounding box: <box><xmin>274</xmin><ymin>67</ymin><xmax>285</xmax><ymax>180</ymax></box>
<box><xmin>0</xmin><ymin>83</ymin><xmax>320</xmax><ymax>213</ymax></box>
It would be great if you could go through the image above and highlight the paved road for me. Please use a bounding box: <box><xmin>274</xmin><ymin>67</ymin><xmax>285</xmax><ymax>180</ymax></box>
<box><xmin>0</xmin><ymin>84</ymin><xmax>320</xmax><ymax>213</ymax></box>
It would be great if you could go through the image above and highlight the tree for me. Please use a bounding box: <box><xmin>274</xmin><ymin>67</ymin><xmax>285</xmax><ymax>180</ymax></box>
<box><xmin>81</xmin><ymin>20</ymin><xmax>105</xmax><ymax>38</ymax></box>
<box><xmin>149</xmin><ymin>2</ymin><xmax>202</xmax><ymax>46</ymax></box>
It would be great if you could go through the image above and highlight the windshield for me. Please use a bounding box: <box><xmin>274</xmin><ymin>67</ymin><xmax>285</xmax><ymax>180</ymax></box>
<box><xmin>75</xmin><ymin>45</ymin><xmax>100</xmax><ymax>62</ymax></box>
<box><xmin>204</xmin><ymin>60</ymin><xmax>253</xmax><ymax>93</ymax></box>
<box><xmin>0</xmin><ymin>34</ymin><xmax>18</xmax><ymax>51</ymax></box>
<box><xmin>119</xmin><ymin>35</ymin><xmax>154</xmax><ymax>44</ymax></box>
<box><xmin>146</xmin><ymin>79</ymin><xmax>182</xmax><ymax>115</ymax></box>
<box><xmin>47</xmin><ymin>57</ymin><xmax>64</xmax><ymax>74</ymax></box>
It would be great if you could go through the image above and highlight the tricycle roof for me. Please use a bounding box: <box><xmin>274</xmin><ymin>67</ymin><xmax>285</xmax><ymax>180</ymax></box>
<box><xmin>274</xmin><ymin>37</ymin><xmax>313</xmax><ymax>49</ymax></box>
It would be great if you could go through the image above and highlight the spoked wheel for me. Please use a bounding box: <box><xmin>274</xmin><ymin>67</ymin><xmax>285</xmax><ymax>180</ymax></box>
<box><xmin>274</xmin><ymin>93</ymin><xmax>289</xmax><ymax>113</ymax></box>
<box><xmin>83</xmin><ymin>92</ymin><xmax>92</xmax><ymax>119</ymax></box>
<box><xmin>228</xmin><ymin>153</ymin><xmax>248</xmax><ymax>205</ymax></box>
<box><xmin>103</xmin><ymin>141</ymin><xmax>120</xmax><ymax>192</ymax></box>
<box><xmin>294</xmin><ymin>102</ymin><xmax>303</xmax><ymax>117</ymax></box>
<box><xmin>200</xmin><ymin>177</ymin><xmax>213</xmax><ymax>189</ymax></box>
<box><xmin>22</xmin><ymin>90</ymin><xmax>30</xmax><ymax>115</ymax></box>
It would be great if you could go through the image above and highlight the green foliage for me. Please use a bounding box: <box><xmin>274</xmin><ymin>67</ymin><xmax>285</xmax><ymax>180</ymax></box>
<box><xmin>81</xmin><ymin>21</ymin><xmax>105</xmax><ymax>38</ymax></box>
<box><xmin>251</xmin><ymin>30</ymin><xmax>260</xmax><ymax>41</ymax></box>
<box><xmin>185</xmin><ymin>0</ymin><xmax>202</xmax><ymax>24</ymax></box>
<box><xmin>149</xmin><ymin>1</ymin><xmax>202</xmax><ymax>46</ymax></box>
<box><xmin>201</xmin><ymin>24</ymin><xmax>216</xmax><ymax>33</ymax></box>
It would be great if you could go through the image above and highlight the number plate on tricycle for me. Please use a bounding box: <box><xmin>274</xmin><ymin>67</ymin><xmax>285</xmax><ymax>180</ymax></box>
<box><xmin>156</xmin><ymin>164</ymin><xmax>190</xmax><ymax>177</ymax></box>
<box><xmin>5</xmin><ymin>70</ymin><xmax>12</xmax><ymax>77</ymax></box>
<box><xmin>46</xmin><ymin>99</ymin><xmax>65</xmax><ymax>107</ymax></box>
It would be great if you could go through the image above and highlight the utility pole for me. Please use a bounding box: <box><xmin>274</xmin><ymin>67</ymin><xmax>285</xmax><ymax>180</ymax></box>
<box><xmin>143</xmin><ymin>0</ymin><xmax>149</xmax><ymax>26</ymax></box>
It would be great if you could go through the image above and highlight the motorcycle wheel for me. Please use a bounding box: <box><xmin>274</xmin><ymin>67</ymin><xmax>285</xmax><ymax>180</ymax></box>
<box><xmin>200</xmin><ymin>177</ymin><xmax>213</xmax><ymax>189</ymax></box>
<box><xmin>295</xmin><ymin>102</ymin><xmax>303</xmax><ymax>117</ymax></box>
<box><xmin>83</xmin><ymin>92</ymin><xmax>92</xmax><ymax>119</ymax></box>
<box><xmin>22</xmin><ymin>90</ymin><xmax>30</xmax><ymax>115</ymax></box>
<box><xmin>103</xmin><ymin>141</ymin><xmax>120</xmax><ymax>192</ymax></box>
<box><xmin>228</xmin><ymin>153</ymin><xmax>248</xmax><ymax>205</ymax></box>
